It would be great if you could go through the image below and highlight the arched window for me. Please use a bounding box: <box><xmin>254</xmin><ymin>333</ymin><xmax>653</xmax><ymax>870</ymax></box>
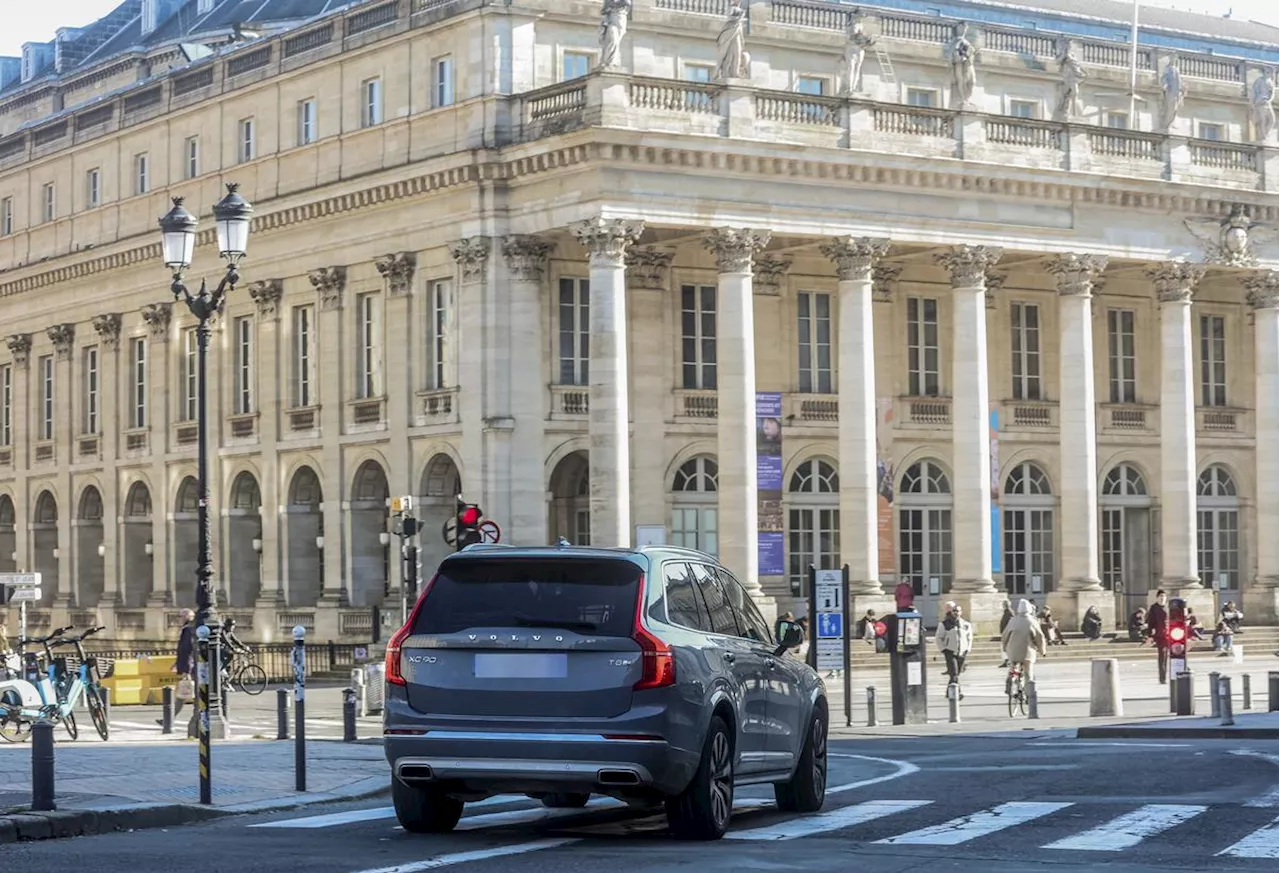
<box><xmin>230</xmin><ymin>472</ymin><xmax>261</xmax><ymax>512</ymax></box>
<box><xmin>175</xmin><ymin>477</ymin><xmax>199</xmax><ymax>515</ymax></box>
<box><xmin>34</xmin><ymin>491</ymin><xmax>57</xmax><ymax>525</ymax></box>
<box><xmin>787</xmin><ymin>459</ymin><xmax>839</xmax><ymax>596</ymax></box>
<box><xmin>1002</xmin><ymin>461</ymin><xmax>1055</xmax><ymax>596</ymax></box>
<box><xmin>898</xmin><ymin>460</ymin><xmax>953</xmax><ymax>623</ymax></box>
<box><xmin>125</xmin><ymin>482</ymin><xmax>152</xmax><ymax>518</ymax></box>
<box><xmin>1197</xmin><ymin>465</ymin><xmax>1240</xmax><ymax>595</ymax></box>
<box><xmin>549</xmin><ymin>451</ymin><xmax>590</xmax><ymax>545</ymax></box>
<box><xmin>671</xmin><ymin>456</ymin><xmax>718</xmax><ymax>556</ymax></box>
<box><xmin>1099</xmin><ymin>463</ymin><xmax>1151</xmax><ymax>596</ymax></box>
<box><xmin>78</xmin><ymin>486</ymin><xmax>103</xmax><ymax>521</ymax></box>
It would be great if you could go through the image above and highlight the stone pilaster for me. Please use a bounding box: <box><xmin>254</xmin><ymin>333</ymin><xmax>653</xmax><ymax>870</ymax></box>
<box><xmin>448</xmin><ymin>237</ymin><xmax>491</xmax><ymax>503</ymax></box>
<box><xmin>570</xmin><ymin>217</ymin><xmax>644</xmax><ymax>548</ymax></box>
<box><xmin>1046</xmin><ymin>254</ymin><xmax>1111</xmax><ymax>630</ymax></box>
<box><xmin>376</xmin><ymin>255</ymin><xmax>416</xmax><ymax>602</ymax></box>
<box><xmin>142</xmin><ymin>305</ymin><xmax>172</xmax><ymax>613</ymax></box>
<box><xmin>501</xmin><ymin>235</ymin><xmax>553</xmax><ymax>546</ymax></box>
<box><xmin>47</xmin><ymin>324</ymin><xmax>75</xmax><ymax>608</ymax></box>
<box><xmin>93</xmin><ymin>314</ymin><xmax>121</xmax><ymax>606</ymax></box>
<box><xmin>248</xmin><ymin>280</ymin><xmax>285</xmax><ymax>608</ymax></box>
<box><xmin>626</xmin><ymin>247</ymin><xmax>675</xmax><ymax>533</ymax></box>
<box><xmin>704</xmin><ymin>227</ymin><xmax>771</xmax><ymax>600</ymax></box>
<box><xmin>308</xmin><ymin>266</ymin><xmax>348</xmax><ymax>607</ymax></box>
<box><xmin>934</xmin><ymin>245</ymin><xmax>1002</xmax><ymax>615</ymax></box>
<box><xmin>821</xmin><ymin>236</ymin><xmax>891</xmax><ymax>617</ymax></box>
<box><xmin>1246</xmin><ymin>269</ymin><xmax>1279</xmax><ymax>623</ymax></box>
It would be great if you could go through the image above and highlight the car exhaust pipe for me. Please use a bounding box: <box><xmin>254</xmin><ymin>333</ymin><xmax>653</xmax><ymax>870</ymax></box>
<box><xmin>397</xmin><ymin>764</ymin><xmax>435</xmax><ymax>782</ymax></box>
<box><xmin>597</xmin><ymin>769</ymin><xmax>641</xmax><ymax>786</ymax></box>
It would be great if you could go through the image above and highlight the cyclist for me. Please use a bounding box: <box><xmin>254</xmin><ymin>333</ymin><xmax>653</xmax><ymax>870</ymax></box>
<box><xmin>1000</xmin><ymin>598</ymin><xmax>1047</xmax><ymax>688</ymax></box>
<box><xmin>220</xmin><ymin>617</ymin><xmax>251</xmax><ymax>685</ymax></box>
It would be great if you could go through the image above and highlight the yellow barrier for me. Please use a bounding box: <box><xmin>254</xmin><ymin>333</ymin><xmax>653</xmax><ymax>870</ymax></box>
<box><xmin>100</xmin><ymin>655</ymin><xmax>177</xmax><ymax>705</ymax></box>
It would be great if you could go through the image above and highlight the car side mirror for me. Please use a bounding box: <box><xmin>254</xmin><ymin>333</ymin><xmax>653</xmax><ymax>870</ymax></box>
<box><xmin>773</xmin><ymin>623</ymin><xmax>803</xmax><ymax>656</ymax></box>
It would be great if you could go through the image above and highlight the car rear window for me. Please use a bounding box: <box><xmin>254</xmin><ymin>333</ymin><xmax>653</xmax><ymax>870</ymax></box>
<box><xmin>412</xmin><ymin>558</ymin><xmax>642</xmax><ymax>637</ymax></box>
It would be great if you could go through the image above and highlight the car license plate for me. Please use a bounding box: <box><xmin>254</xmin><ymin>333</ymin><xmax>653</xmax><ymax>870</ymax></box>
<box><xmin>474</xmin><ymin>653</ymin><xmax>567</xmax><ymax>679</ymax></box>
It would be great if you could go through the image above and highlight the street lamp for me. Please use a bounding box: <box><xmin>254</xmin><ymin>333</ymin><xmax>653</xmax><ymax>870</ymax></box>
<box><xmin>157</xmin><ymin>183</ymin><xmax>253</xmax><ymax>634</ymax></box>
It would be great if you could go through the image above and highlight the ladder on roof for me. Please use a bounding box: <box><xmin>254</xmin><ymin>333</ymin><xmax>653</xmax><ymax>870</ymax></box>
<box><xmin>874</xmin><ymin>41</ymin><xmax>897</xmax><ymax>89</ymax></box>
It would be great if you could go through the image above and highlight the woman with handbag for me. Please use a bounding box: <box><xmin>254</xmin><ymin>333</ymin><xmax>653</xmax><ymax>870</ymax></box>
<box><xmin>159</xmin><ymin>608</ymin><xmax>196</xmax><ymax>727</ymax></box>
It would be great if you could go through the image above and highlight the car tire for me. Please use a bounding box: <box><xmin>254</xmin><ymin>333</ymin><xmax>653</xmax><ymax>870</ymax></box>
<box><xmin>541</xmin><ymin>792</ymin><xmax>591</xmax><ymax>809</ymax></box>
<box><xmin>392</xmin><ymin>778</ymin><xmax>464</xmax><ymax>833</ymax></box>
<box><xmin>666</xmin><ymin>714</ymin><xmax>734</xmax><ymax>841</ymax></box>
<box><xmin>774</xmin><ymin>707</ymin><xmax>827</xmax><ymax>813</ymax></box>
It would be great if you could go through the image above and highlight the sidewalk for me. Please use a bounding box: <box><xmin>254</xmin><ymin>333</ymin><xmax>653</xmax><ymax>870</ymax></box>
<box><xmin>1077</xmin><ymin>711</ymin><xmax>1279</xmax><ymax>740</ymax></box>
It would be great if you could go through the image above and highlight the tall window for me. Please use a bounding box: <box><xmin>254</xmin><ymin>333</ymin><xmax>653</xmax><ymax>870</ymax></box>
<box><xmin>1107</xmin><ymin>309</ymin><xmax>1136</xmax><ymax>403</ymax></box>
<box><xmin>671</xmin><ymin>457</ymin><xmax>718</xmax><ymax>557</ymax></box>
<box><xmin>1010</xmin><ymin>302</ymin><xmax>1042</xmax><ymax>400</ymax></box>
<box><xmin>356</xmin><ymin>293</ymin><xmax>379</xmax><ymax>398</ymax></box>
<box><xmin>787</xmin><ymin>459</ymin><xmax>840</xmax><ymax>596</ymax></box>
<box><xmin>1199</xmin><ymin>314</ymin><xmax>1227</xmax><ymax>407</ymax></box>
<box><xmin>563</xmin><ymin>52</ymin><xmax>591</xmax><ymax>80</ymax></box>
<box><xmin>1002</xmin><ymin>462</ymin><xmax>1055</xmax><ymax>596</ymax></box>
<box><xmin>1197</xmin><ymin>465</ymin><xmax>1239</xmax><ymax>593</ymax></box>
<box><xmin>427</xmin><ymin>279</ymin><xmax>451</xmax><ymax>390</ymax></box>
<box><xmin>82</xmin><ymin>346</ymin><xmax>99</xmax><ymax>434</ymax></box>
<box><xmin>906</xmin><ymin>296</ymin><xmax>940</xmax><ymax>396</ymax></box>
<box><xmin>797</xmin><ymin>290</ymin><xmax>832</xmax><ymax>394</ymax></box>
<box><xmin>898</xmin><ymin>460</ymin><xmax>954</xmax><ymax>605</ymax></box>
<box><xmin>42</xmin><ymin>183</ymin><xmax>55</xmax><ymax>222</ymax></box>
<box><xmin>238</xmin><ymin>118</ymin><xmax>255</xmax><ymax>163</ymax></box>
<box><xmin>185</xmin><ymin>136</ymin><xmax>200</xmax><ymax>178</ymax></box>
<box><xmin>558</xmin><ymin>277</ymin><xmax>589</xmax><ymax>385</ymax></box>
<box><xmin>135</xmin><ymin>153</ymin><xmax>149</xmax><ymax>194</ymax></box>
<box><xmin>906</xmin><ymin>87</ymin><xmax>938</xmax><ymax>107</ymax></box>
<box><xmin>362</xmin><ymin>78</ymin><xmax>383</xmax><ymax>127</ymax></box>
<box><xmin>681</xmin><ymin>284</ymin><xmax>717</xmax><ymax>390</ymax></box>
<box><xmin>797</xmin><ymin>75</ymin><xmax>826</xmax><ymax>95</ymax></box>
<box><xmin>1100</xmin><ymin>463</ymin><xmax>1149</xmax><ymax>593</ymax></box>
<box><xmin>433</xmin><ymin>56</ymin><xmax>454</xmax><ymax>107</ymax></box>
<box><xmin>130</xmin><ymin>337</ymin><xmax>147</xmax><ymax>429</ymax></box>
<box><xmin>39</xmin><ymin>355</ymin><xmax>53</xmax><ymax>441</ymax></box>
<box><xmin>182</xmin><ymin>328</ymin><xmax>197</xmax><ymax>421</ymax></box>
<box><xmin>1009</xmin><ymin>98</ymin><xmax>1038</xmax><ymax>119</ymax></box>
<box><xmin>0</xmin><ymin>197</ymin><xmax>11</xmax><ymax>235</ymax></box>
<box><xmin>0</xmin><ymin>364</ymin><xmax>10</xmax><ymax>445</ymax></box>
<box><xmin>86</xmin><ymin>168</ymin><xmax>101</xmax><ymax>208</ymax></box>
<box><xmin>298</xmin><ymin>98</ymin><xmax>316</xmax><ymax>145</ymax></box>
<box><xmin>1105</xmin><ymin>111</ymin><xmax>1129</xmax><ymax>129</ymax></box>
<box><xmin>292</xmin><ymin>305</ymin><xmax>315</xmax><ymax>407</ymax></box>
<box><xmin>234</xmin><ymin>316</ymin><xmax>253</xmax><ymax>414</ymax></box>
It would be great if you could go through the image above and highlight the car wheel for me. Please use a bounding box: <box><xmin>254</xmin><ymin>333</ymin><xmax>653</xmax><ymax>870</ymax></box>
<box><xmin>541</xmin><ymin>792</ymin><xmax>591</xmax><ymax>809</ymax></box>
<box><xmin>666</xmin><ymin>714</ymin><xmax>734</xmax><ymax>840</ymax></box>
<box><xmin>774</xmin><ymin>708</ymin><xmax>827</xmax><ymax>813</ymax></box>
<box><xmin>392</xmin><ymin>777</ymin><xmax>464</xmax><ymax>833</ymax></box>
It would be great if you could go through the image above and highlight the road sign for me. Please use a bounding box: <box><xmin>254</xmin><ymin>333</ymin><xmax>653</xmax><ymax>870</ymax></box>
<box><xmin>814</xmin><ymin>569</ymin><xmax>843</xmax><ymax>612</ymax></box>
<box><xmin>817</xmin><ymin>612</ymin><xmax>843</xmax><ymax>640</ymax></box>
<box><xmin>816</xmin><ymin>638</ymin><xmax>843</xmax><ymax>672</ymax></box>
<box><xmin>0</xmin><ymin>572</ymin><xmax>40</xmax><ymax>587</ymax></box>
<box><xmin>8</xmin><ymin>587</ymin><xmax>41</xmax><ymax>602</ymax></box>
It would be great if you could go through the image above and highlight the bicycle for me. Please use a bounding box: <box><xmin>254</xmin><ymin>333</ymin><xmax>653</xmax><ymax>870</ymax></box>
<box><xmin>1006</xmin><ymin>662</ymin><xmax>1028</xmax><ymax>717</ymax></box>
<box><xmin>47</xmin><ymin>626</ymin><xmax>112</xmax><ymax>741</ymax></box>
<box><xmin>0</xmin><ymin>626</ymin><xmax>77</xmax><ymax>742</ymax></box>
<box><xmin>221</xmin><ymin>655</ymin><xmax>268</xmax><ymax>696</ymax></box>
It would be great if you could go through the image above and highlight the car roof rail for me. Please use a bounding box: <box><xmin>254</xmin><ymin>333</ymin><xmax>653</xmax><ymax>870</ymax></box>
<box><xmin>638</xmin><ymin>544</ymin><xmax>715</xmax><ymax>560</ymax></box>
<box><xmin>457</xmin><ymin>542</ymin><xmax>515</xmax><ymax>553</ymax></box>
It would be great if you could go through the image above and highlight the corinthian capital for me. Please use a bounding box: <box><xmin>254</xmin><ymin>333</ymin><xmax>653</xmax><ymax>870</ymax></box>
<box><xmin>92</xmin><ymin>313</ymin><xmax>122</xmax><ymax>350</ymax></box>
<box><xmin>820</xmin><ymin>236</ymin><xmax>890</xmax><ymax>282</ymax></box>
<box><xmin>375</xmin><ymin>252</ymin><xmax>417</xmax><ymax>296</ymax></box>
<box><xmin>308</xmin><ymin>266</ymin><xmax>348</xmax><ymax>310</ymax></box>
<box><xmin>47</xmin><ymin>324</ymin><xmax>75</xmax><ymax>361</ymax></box>
<box><xmin>501</xmin><ymin>235</ymin><xmax>553</xmax><ymax>282</ymax></box>
<box><xmin>570</xmin><ymin>217</ymin><xmax>645</xmax><ymax>268</ymax></box>
<box><xmin>703</xmin><ymin>227</ymin><xmax>772</xmax><ymax>274</ymax></box>
<box><xmin>141</xmin><ymin>303</ymin><xmax>172</xmax><ymax>341</ymax></box>
<box><xmin>1245</xmin><ymin>269</ymin><xmax>1279</xmax><ymax>310</ymax></box>
<box><xmin>248</xmin><ymin>279</ymin><xmax>284</xmax><ymax>317</ymax></box>
<box><xmin>1145</xmin><ymin>261</ymin><xmax>1205</xmax><ymax>304</ymax></box>
<box><xmin>6</xmin><ymin>334</ymin><xmax>32</xmax><ymax>368</ymax></box>
<box><xmin>1047</xmin><ymin>253</ymin><xmax>1108</xmax><ymax>297</ymax></box>
<box><xmin>625</xmin><ymin>246</ymin><xmax>675</xmax><ymax>290</ymax></box>
<box><xmin>934</xmin><ymin>245</ymin><xmax>1004</xmax><ymax>289</ymax></box>
<box><xmin>448</xmin><ymin>237</ymin><xmax>491</xmax><ymax>284</ymax></box>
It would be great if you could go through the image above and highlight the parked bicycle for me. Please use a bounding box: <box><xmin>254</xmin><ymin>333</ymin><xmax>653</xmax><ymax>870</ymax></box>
<box><xmin>1005</xmin><ymin>662</ymin><xmax>1028</xmax><ymax>717</ymax></box>
<box><xmin>0</xmin><ymin>626</ymin><xmax>75</xmax><ymax>742</ymax></box>
<box><xmin>47</xmin><ymin>626</ymin><xmax>112</xmax><ymax>740</ymax></box>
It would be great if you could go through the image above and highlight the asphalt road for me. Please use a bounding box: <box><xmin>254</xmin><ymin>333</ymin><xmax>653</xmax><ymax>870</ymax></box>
<box><xmin>5</xmin><ymin>732</ymin><xmax>1276</xmax><ymax>873</ymax></box>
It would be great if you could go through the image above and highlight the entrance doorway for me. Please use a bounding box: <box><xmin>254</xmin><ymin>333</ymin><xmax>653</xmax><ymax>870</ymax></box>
<box><xmin>1101</xmin><ymin>463</ymin><xmax>1153</xmax><ymax>627</ymax></box>
<box><xmin>897</xmin><ymin>460</ymin><xmax>953</xmax><ymax>627</ymax></box>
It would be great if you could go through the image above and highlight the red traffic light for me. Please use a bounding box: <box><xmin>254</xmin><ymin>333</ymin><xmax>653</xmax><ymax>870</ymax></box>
<box><xmin>1168</xmin><ymin>625</ymin><xmax>1187</xmax><ymax>643</ymax></box>
<box><xmin>459</xmin><ymin>506</ymin><xmax>481</xmax><ymax>527</ymax></box>
<box><xmin>873</xmin><ymin>621</ymin><xmax>888</xmax><ymax>637</ymax></box>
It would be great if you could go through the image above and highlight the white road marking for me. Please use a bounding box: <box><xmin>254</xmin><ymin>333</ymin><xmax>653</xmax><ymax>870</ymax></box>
<box><xmin>827</xmin><ymin>753</ymin><xmax>920</xmax><ymax>794</ymax></box>
<box><xmin>450</xmin><ymin>797</ymin><xmax>625</xmax><ymax>831</ymax></box>
<box><xmin>874</xmin><ymin>801</ymin><xmax>1073</xmax><ymax>846</ymax></box>
<box><xmin>1229</xmin><ymin>750</ymin><xmax>1280</xmax><ymax>808</ymax></box>
<box><xmin>725</xmin><ymin>800</ymin><xmax>931</xmax><ymax>841</ymax></box>
<box><xmin>348</xmin><ymin>838</ymin><xmax>579</xmax><ymax>873</ymax></box>
<box><xmin>1028</xmin><ymin>742</ymin><xmax>1190</xmax><ymax>749</ymax></box>
<box><xmin>1217</xmin><ymin>818</ymin><xmax>1280</xmax><ymax>859</ymax></box>
<box><xmin>251</xmin><ymin>795</ymin><xmax>528</xmax><ymax>829</ymax></box>
<box><xmin>927</xmin><ymin>765</ymin><xmax>1078</xmax><ymax>772</ymax></box>
<box><xmin>1042</xmin><ymin>804</ymin><xmax>1207</xmax><ymax>851</ymax></box>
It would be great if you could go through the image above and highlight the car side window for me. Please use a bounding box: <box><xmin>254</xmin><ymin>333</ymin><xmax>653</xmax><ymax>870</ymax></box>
<box><xmin>691</xmin><ymin>563</ymin><xmax>740</xmax><ymax>637</ymax></box>
<box><xmin>662</xmin><ymin>561</ymin><xmax>711</xmax><ymax>632</ymax></box>
<box><xmin>717</xmin><ymin>568</ymin><xmax>773</xmax><ymax>644</ymax></box>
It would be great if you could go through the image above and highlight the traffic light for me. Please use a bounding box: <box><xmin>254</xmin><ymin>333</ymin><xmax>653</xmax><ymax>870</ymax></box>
<box><xmin>455</xmin><ymin>498</ymin><xmax>484</xmax><ymax>550</ymax></box>
<box><xmin>1167</xmin><ymin>597</ymin><xmax>1188</xmax><ymax>675</ymax></box>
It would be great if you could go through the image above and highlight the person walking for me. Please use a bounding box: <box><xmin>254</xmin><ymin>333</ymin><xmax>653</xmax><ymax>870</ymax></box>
<box><xmin>936</xmin><ymin>602</ymin><xmax>974</xmax><ymax>698</ymax></box>
<box><xmin>160</xmin><ymin>608</ymin><xmax>196</xmax><ymax>732</ymax></box>
<box><xmin>1146</xmin><ymin>589</ymin><xmax>1170</xmax><ymax>684</ymax></box>
<box><xmin>1000</xmin><ymin>599</ymin><xmax>1047</xmax><ymax>687</ymax></box>
<box><xmin>997</xmin><ymin>599</ymin><xmax>1014</xmax><ymax>667</ymax></box>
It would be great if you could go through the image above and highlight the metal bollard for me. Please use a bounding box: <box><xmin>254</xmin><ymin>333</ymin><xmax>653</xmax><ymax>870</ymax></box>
<box><xmin>947</xmin><ymin>682</ymin><xmax>961</xmax><ymax>724</ymax></box>
<box><xmin>293</xmin><ymin>626</ymin><xmax>307</xmax><ymax>792</ymax></box>
<box><xmin>1172</xmin><ymin>672</ymin><xmax>1195</xmax><ymax>716</ymax></box>
<box><xmin>1242</xmin><ymin>674</ymin><xmax>1252</xmax><ymax>710</ymax></box>
<box><xmin>161</xmin><ymin>685</ymin><xmax>174</xmax><ymax>734</ymax></box>
<box><xmin>1027</xmin><ymin>680</ymin><xmax>1040</xmax><ymax>719</ymax></box>
<box><xmin>1269</xmin><ymin>671</ymin><xmax>1278</xmax><ymax>713</ymax></box>
<box><xmin>1168</xmin><ymin>676</ymin><xmax>1176</xmax><ymax>713</ymax></box>
<box><xmin>1219</xmin><ymin>675</ymin><xmax>1235</xmax><ymax>726</ymax></box>
<box><xmin>31</xmin><ymin>721</ymin><xmax>55</xmax><ymax>811</ymax></box>
<box><xmin>1208</xmin><ymin>671</ymin><xmax>1221</xmax><ymax>718</ymax></box>
<box><xmin>865</xmin><ymin>686</ymin><xmax>878</xmax><ymax>727</ymax></box>
<box><xmin>277</xmin><ymin>680</ymin><xmax>290</xmax><ymax>737</ymax></box>
<box><xmin>343</xmin><ymin>687</ymin><xmax>358</xmax><ymax>742</ymax></box>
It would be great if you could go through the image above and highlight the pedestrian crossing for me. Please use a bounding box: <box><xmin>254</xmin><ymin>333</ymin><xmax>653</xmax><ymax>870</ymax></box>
<box><xmin>252</xmin><ymin>794</ymin><xmax>1280</xmax><ymax>864</ymax></box>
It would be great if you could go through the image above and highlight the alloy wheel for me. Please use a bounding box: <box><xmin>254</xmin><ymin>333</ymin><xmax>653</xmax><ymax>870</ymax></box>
<box><xmin>811</xmin><ymin>716</ymin><xmax>827</xmax><ymax>798</ymax></box>
<box><xmin>709</xmin><ymin>730</ymin><xmax>732</xmax><ymax>827</ymax></box>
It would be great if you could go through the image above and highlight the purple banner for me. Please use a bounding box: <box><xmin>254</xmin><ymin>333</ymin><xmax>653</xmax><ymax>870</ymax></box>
<box><xmin>758</xmin><ymin>532</ymin><xmax>786</xmax><ymax>577</ymax></box>
<box><xmin>756</xmin><ymin>392</ymin><xmax>784</xmax><ymax>578</ymax></box>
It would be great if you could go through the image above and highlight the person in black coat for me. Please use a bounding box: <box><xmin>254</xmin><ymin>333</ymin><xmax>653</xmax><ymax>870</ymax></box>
<box><xmin>1146</xmin><ymin>590</ymin><xmax>1169</xmax><ymax>684</ymax></box>
<box><xmin>171</xmin><ymin>609</ymin><xmax>195</xmax><ymax>720</ymax></box>
<box><xmin>1080</xmin><ymin>605</ymin><xmax>1103</xmax><ymax>640</ymax></box>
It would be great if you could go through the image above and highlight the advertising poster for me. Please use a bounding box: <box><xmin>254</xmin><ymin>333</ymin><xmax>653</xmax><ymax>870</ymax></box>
<box><xmin>756</xmin><ymin>392</ymin><xmax>785</xmax><ymax>577</ymax></box>
<box><xmin>990</xmin><ymin>408</ymin><xmax>1002</xmax><ymax>575</ymax></box>
<box><xmin>875</xmin><ymin>398</ymin><xmax>896</xmax><ymax>578</ymax></box>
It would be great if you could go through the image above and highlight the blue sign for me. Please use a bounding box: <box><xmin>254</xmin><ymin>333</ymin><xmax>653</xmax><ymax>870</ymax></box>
<box><xmin>756</xmin><ymin>455</ymin><xmax>783</xmax><ymax>491</ymax></box>
<box><xmin>817</xmin><ymin>612</ymin><xmax>843</xmax><ymax>640</ymax></box>
<box><xmin>758</xmin><ymin>532</ymin><xmax>785</xmax><ymax>576</ymax></box>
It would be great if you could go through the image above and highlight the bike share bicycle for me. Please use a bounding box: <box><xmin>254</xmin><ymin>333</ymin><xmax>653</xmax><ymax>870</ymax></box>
<box><xmin>0</xmin><ymin>626</ymin><xmax>112</xmax><ymax>741</ymax></box>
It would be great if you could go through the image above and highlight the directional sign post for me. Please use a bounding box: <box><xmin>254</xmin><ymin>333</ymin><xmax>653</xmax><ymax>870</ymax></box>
<box><xmin>0</xmin><ymin>572</ymin><xmax>42</xmax><ymax>643</ymax></box>
<box><xmin>807</xmin><ymin>565</ymin><xmax>853</xmax><ymax>727</ymax></box>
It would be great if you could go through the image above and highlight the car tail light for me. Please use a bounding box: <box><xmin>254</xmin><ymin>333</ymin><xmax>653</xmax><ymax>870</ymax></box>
<box><xmin>632</xmin><ymin>573</ymin><xmax>675</xmax><ymax>691</ymax></box>
<box><xmin>385</xmin><ymin>573</ymin><xmax>436</xmax><ymax>686</ymax></box>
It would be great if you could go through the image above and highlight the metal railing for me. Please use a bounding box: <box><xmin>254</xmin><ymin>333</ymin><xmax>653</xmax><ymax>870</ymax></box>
<box><xmin>82</xmin><ymin>640</ymin><xmax>370</xmax><ymax>683</ymax></box>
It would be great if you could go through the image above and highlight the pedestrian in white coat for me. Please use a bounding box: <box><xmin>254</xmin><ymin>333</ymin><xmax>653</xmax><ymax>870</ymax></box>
<box><xmin>936</xmin><ymin>602</ymin><xmax>974</xmax><ymax>697</ymax></box>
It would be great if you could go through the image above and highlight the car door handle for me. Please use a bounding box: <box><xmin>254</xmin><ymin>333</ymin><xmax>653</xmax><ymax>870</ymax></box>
<box><xmin>722</xmin><ymin>652</ymin><xmax>736</xmax><ymax>664</ymax></box>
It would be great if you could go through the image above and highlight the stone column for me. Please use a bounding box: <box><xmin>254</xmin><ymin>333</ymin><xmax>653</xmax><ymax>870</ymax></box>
<box><xmin>248</xmin><ymin>280</ymin><xmax>285</xmax><ymax>611</ymax></box>
<box><xmin>821</xmin><ymin>236</ymin><xmax>893</xmax><ymax>618</ymax></box>
<box><xmin>308</xmin><ymin>266</ymin><xmax>348</xmax><ymax>615</ymax></box>
<box><xmin>47</xmin><ymin>323</ymin><xmax>75</xmax><ymax>609</ymax></box>
<box><xmin>1246</xmin><ymin>270</ymin><xmax>1279</xmax><ymax>623</ymax></box>
<box><xmin>1046</xmin><ymin>254</ymin><xmax>1112</xmax><ymax>630</ymax></box>
<box><xmin>703</xmin><ymin>227</ymin><xmax>771</xmax><ymax>602</ymax></box>
<box><xmin>1146</xmin><ymin>262</ymin><xmax>1216</xmax><ymax>616</ymax></box>
<box><xmin>448</xmin><ymin>238</ymin><xmax>491</xmax><ymax>501</ymax></box>
<box><xmin>935</xmin><ymin>245</ymin><xmax>1004</xmax><ymax>630</ymax></box>
<box><xmin>501</xmin><ymin>236</ymin><xmax>553</xmax><ymax>546</ymax></box>
<box><xmin>570</xmin><ymin>217</ymin><xmax>644</xmax><ymax>548</ymax></box>
<box><xmin>92</xmin><ymin>314</ymin><xmax>122</xmax><ymax>606</ymax></box>
<box><xmin>5</xmin><ymin>334</ymin><xmax>31</xmax><ymax>577</ymax></box>
<box><xmin>626</xmin><ymin>247</ymin><xmax>675</xmax><ymax>533</ymax></box>
<box><xmin>141</xmin><ymin>304</ymin><xmax>172</xmax><ymax>622</ymax></box>
<box><xmin>376</xmin><ymin>254</ymin><xmax>415</xmax><ymax>601</ymax></box>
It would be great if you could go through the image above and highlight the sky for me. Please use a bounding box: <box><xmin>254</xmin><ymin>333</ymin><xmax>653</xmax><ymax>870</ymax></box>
<box><xmin>0</xmin><ymin>0</ymin><xmax>1277</xmax><ymax>57</ymax></box>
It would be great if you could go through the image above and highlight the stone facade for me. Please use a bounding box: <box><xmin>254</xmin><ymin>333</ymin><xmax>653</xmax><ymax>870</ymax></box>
<box><xmin>0</xmin><ymin>0</ymin><xmax>1276</xmax><ymax>640</ymax></box>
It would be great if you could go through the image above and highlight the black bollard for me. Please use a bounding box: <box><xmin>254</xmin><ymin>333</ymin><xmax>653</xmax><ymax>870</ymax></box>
<box><xmin>343</xmin><ymin>687</ymin><xmax>358</xmax><ymax>742</ymax></box>
<box><xmin>293</xmin><ymin>627</ymin><xmax>307</xmax><ymax>792</ymax></box>
<box><xmin>31</xmin><ymin>721</ymin><xmax>55</xmax><ymax>811</ymax></box>
<box><xmin>277</xmin><ymin>688</ymin><xmax>289</xmax><ymax>740</ymax></box>
<box><xmin>1242</xmin><ymin>674</ymin><xmax>1252</xmax><ymax>710</ymax></box>
<box><xmin>1269</xmin><ymin>671</ymin><xmax>1278</xmax><ymax>713</ymax></box>
<box><xmin>161</xmin><ymin>686</ymin><xmax>174</xmax><ymax>734</ymax></box>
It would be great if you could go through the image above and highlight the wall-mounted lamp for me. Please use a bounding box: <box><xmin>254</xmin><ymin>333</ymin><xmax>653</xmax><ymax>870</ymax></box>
<box><xmin>251</xmin><ymin>537</ymin><xmax>263</xmax><ymax>553</ymax></box>
<box><xmin>97</xmin><ymin>543</ymin><xmax>106</xmax><ymax>558</ymax></box>
<box><xmin>315</xmin><ymin>535</ymin><xmax>325</xmax><ymax>550</ymax></box>
<box><xmin>144</xmin><ymin>541</ymin><xmax>154</xmax><ymax>556</ymax></box>
<box><xmin>51</xmin><ymin>548</ymin><xmax>60</xmax><ymax>560</ymax></box>
<box><xmin>379</xmin><ymin>532</ymin><xmax>391</xmax><ymax>546</ymax></box>
<box><xmin>9</xmin><ymin>551</ymin><xmax>16</xmax><ymax>562</ymax></box>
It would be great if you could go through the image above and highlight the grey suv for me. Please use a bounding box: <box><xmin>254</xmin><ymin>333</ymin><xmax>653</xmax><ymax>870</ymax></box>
<box><xmin>382</xmin><ymin>543</ymin><xmax>828</xmax><ymax>840</ymax></box>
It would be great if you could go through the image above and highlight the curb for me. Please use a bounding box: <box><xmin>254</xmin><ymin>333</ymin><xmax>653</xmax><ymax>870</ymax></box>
<box><xmin>1076</xmin><ymin>725</ymin><xmax>1279</xmax><ymax>740</ymax></box>
<box><xmin>0</xmin><ymin>779</ymin><xmax>390</xmax><ymax>844</ymax></box>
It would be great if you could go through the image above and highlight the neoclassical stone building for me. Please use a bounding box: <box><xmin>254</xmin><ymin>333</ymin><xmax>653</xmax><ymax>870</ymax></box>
<box><xmin>0</xmin><ymin>0</ymin><xmax>1275</xmax><ymax>640</ymax></box>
